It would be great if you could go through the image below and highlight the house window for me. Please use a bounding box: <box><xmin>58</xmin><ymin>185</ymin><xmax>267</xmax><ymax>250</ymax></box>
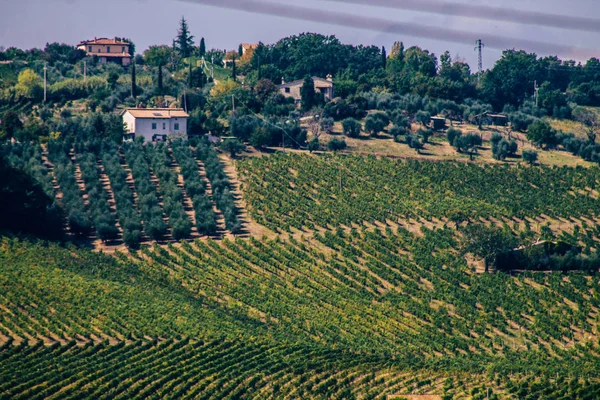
<box><xmin>162</xmin><ymin>122</ymin><xmax>166</xmax><ymax>130</ymax></box>
<box><xmin>152</xmin><ymin>123</ymin><xmax>157</xmax><ymax>130</ymax></box>
<box><xmin>285</xmin><ymin>87</ymin><xmax>290</xmax><ymax>93</ymax></box>
<box><xmin>174</xmin><ymin>123</ymin><xmax>180</xmax><ymax>131</ymax></box>
<box><xmin>107</xmin><ymin>46</ymin><xmax>111</xmax><ymax>53</ymax></box>
<box><xmin>121</xmin><ymin>46</ymin><xmax>125</xmax><ymax>53</ymax></box>
<box><xmin>88</xmin><ymin>46</ymin><xmax>92</xmax><ymax>52</ymax></box>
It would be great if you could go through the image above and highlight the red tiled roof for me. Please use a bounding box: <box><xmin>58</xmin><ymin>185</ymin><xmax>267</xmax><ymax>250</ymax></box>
<box><xmin>78</xmin><ymin>38</ymin><xmax>130</xmax><ymax>46</ymax></box>
<box><xmin>124</xmin><ymin>108</ymin><xmax>189</xmax><ymax>119</ymax></box>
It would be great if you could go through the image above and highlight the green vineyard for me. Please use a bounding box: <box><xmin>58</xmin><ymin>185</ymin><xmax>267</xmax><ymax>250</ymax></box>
<box><xmin>2</xmin><ymin>147</ymin><xmax>600</xmax><ymax>398</ymax></box>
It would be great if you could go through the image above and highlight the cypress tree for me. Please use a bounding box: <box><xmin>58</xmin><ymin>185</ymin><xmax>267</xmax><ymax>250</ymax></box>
<box><xmin>300</xmin><ymin>76</ymin><xmax>316</xmax><ymax>111</ymax></box>
<box><xmin>175</xmin><ymin>16</ymin><xmax>195</xmax><ymax>58</ymax></box>
<box><xmin>130</xmin><ymin>62</ymin><xmax>137</xmax><ymax>98</ymax></box>
<box><xmin>238</xmin><ymin>43</ymin><xmax>243</xmax><ymax>57</ymax></box>
<box><xmin>381</xmin><ymin>46</ymin><xmax>387</xmax><ymax>69</ymax></box>
<box><xmin>157</xmin><ymin>65</ymin><xmax>163</xmax><ymax>94</ymax></box>
<box><xmin>199</xmin><ymin>37</ymin><xmax>206</xmax><ymax>57</ymax></box>
<box><xmin>231</xmin><ymin>54</ymin><xmax>237</xmax><ymax>81</ymax></box>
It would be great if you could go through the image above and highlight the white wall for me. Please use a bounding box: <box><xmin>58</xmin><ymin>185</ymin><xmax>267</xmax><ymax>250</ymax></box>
<box><xmin>122</xmin><ymin>112</ymin><xmax>188</xmax><ymax>143</ymax></box>
<box><xmin>123</xmin><ymin>112</ymin><xmax>136</xmax><ymax>133</ymax></box>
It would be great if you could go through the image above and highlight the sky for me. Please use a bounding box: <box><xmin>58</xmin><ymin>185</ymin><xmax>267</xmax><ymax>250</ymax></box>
<box><xmin>1</xmin><ymin>0</ymin><xmax>599</xmax><ymax>70</ymax></box>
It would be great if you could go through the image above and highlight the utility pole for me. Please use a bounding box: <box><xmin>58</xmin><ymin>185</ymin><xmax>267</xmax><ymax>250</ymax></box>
<box><xmin>475</xmin><ymin>39</ymin><xmax>484</xmax><ymax>79</ymax></box>
<box><xmin>534</xmin><ymin>80</ymin><xmax>540</xmax><ymax>107</ymax></box>
<box><xmin>43</xmin><ymin>62</ymin><xmax>47</xmax><ymax>102</ymax></box>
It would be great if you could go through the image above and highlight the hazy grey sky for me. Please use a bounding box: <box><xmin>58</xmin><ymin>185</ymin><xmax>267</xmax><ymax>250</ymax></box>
<box><xmin>1</xmin><ymin>0</ymin><xmax>599</xmax><ymax>70</ymax></box>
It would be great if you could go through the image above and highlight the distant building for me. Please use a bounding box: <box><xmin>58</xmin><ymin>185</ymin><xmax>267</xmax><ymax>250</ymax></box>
<box><xmin>278</xmin><ymin>75</ymin><xmax>334</xmax><ymax>106</ymax></box>
<box><xmin>487</xmin><ymin>113</ymin><xmax>508</xmax><ymax>127</ymax></box>
<box><xmin>241</xmin><ymin>43</ymin><xmax>258</xmax><ymax>56</ymax></box>
<box><xmin>77</xmin><ymin>37</ymin><xmax>132</xmax><ymax>66</ymax></box>
<box><xmin>122</xmin><ymin>108</ymin><xmax>189</xmax><ymax>143</ymax></box>
<box><xmin>430</xmin><ymin>117</ymin><xmax>446</xmax><ymax>131</ymax></box>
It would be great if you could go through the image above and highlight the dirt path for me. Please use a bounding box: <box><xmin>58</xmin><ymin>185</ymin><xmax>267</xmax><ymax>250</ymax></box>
<box><xmin>170</xmin><ymin>159</ymin><xmax>201</xmax><ymax>239</ymax></box>
<box><xmin>196</xmin><ymin>159</ymin><xmax>227</xmax><ymax>237</ymax></box>
<box><xmin>219</xmin><ymin>154</ymin><xmax>277</xmax><ymax>239</ymax></box>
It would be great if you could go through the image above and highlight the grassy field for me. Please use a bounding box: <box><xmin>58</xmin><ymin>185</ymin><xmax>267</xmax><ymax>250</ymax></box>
<box><xmin>317</xmin><ymin>120</ymin><xmax>592</xmax><ymax>168</ymax></box>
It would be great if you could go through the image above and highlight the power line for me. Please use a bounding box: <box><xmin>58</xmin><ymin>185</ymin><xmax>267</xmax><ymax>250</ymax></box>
<box><xmin>325</xmin><ymin>0</ymin><xmax>600</xmax><ymax>33</ymax></box>
<box><xmin>179</xmin><ymin>0</ymin><xmax>599</xmax><ymax>61</ymax></box>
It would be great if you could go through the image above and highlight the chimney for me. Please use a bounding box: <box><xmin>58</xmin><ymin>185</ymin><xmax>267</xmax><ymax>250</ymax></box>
<box><xmin>326</xmin><ymin>74</ymin><xmax>333</xmax><ymax>82</ymax></box>
<box><xmin>281</xmin><ymin>77</ymin><xmax>285</xmax><ymax>85</ymax></box>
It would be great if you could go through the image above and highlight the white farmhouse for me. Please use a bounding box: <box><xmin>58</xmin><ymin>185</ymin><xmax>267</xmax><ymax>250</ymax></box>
<box><xmin>122</xmin><ymin>108</ymin><xmax>189</xmax><ymax>143</ymax></box>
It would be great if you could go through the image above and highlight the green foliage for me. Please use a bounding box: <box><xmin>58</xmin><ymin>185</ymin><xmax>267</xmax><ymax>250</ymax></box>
<box><xmin>491</xmin><ymin>135</ymin><xmax>518</xmax><ymax>161</ymax></box>
<box><xmin>522</xmin><ymin>149</ymin><xmax>539</xmax><ymax>165</ymax></box>
<box><xmin>526</xmin><ymin>120</ymin><xmax>558</xmax><ymax>149</ymax></box>
<box><xmin>220</xmin><ymin>138</ymin><xmax>245</xmax><ymax>158</ymax></box>
<box><xmin>415</xmin><ymin>110</ymin><xmax>431</xmax><ymax>126</ymax></box>
<box><xmin>199</xmin><ymin>37</ymin><xmax>206</xmax><ymax>57</ymax></box>
<box><xmin>174</xmin><ymin>17</ymin><xmax>195</xmax><ymax>58</ymax></box>
<box><xmin>307</xmin><ymin>138</ymin><xmax>320</xmax><ymax>152</ymax></box>
<box><xmin>328</xmin><ymin>138</ymin><xmax>347</xmax><ymax>151</ymax></box>
<box><xmin>364</xmin><ymin>111</ymin><xmax>389</xmax><ymax>137</ymax></box>
<box><xmin>230</xmin><ymin>114</ymin><xmax>261</xmax><ymax>142</ymax></box>
<box><xmin>418</xmin><ymin>128</ymin><xmax>432</xmax><ymax>144</ymax></box>
<box><xmin>240</xmin><ymin>154</ymin><xmax>600</xmax><ymax>230</ymax></box>
<box><xmin>319</xmin><ymin>117</ymin><xmax>334</xmax><ymax>134</ymax></box>
<box><xmin>1</xmin><ymin>110</ymin><xmax>22</xmax><ymax>140</ymax></box>
<box><xmin>460</xmin><ymin>224</ymin><xmax>518</xmax><ymax>266</ymax></box>
<box><xmin>406</xmin><ymin>134</ymin><xmax>424</xmax><ymax>153</ymax></box>
<box><xmin>389</xmin><ymin>125</ymin><xmax>407</xmax><ymax>139</ymax></box>
<box><xmin>300</xmin><ymin>76</ymin><xmax>316</xmax><ymax>111</ymax></box>
<box><xmin>197</xmin><ymin>139</ymin><xmax>241</xmax><ymax>233</ymax></box>
<box><xmin>342</xmin><ymin>117</ymin><xmax>361</xmax><ymax>138</ymax></box>
<box><xmin>0</xmin><ymin>154</ymin><xmax>63</xmax><ymax>239</ymax></box>
<box><xmin>454</xmin><ymin>133</ymin><xmax>482</xmax><ymax>160</ymax></box>
<box><xmin>446</xmin><ymin>128</ymin><xmax>462</xmax><ymax>146</ymax></box>
<box><xmin>14</xmin><ymin>68</ymin><xmax>43</xmax><ymax>101</ymax></box>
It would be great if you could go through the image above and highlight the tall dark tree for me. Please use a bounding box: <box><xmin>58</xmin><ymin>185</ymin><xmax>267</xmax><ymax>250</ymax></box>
<box><xmin>231</xmin><ymin>54</ymin><xmax>237</xmax><ymax>80</ymax></box>
<box><xmin>130</xmin><ymin>62</ymin><xmax>137</xmax><ymax>99</ymax></box>
<box><xmin>174</xmin><ymin>16</ymin><xmax>195</xmax><ymax>58</ymax></box>
<box><xmin>238</xmin><ymin>44</ymin><xmax>244</xmax><ymax>57</ymax></box>
<box><xmin>1</xmin><ymin>111</ymin><xmax>23</xmax><ymax>140</ymax></box>
<box><xmin>199</xmin><ymin>37</ymin><xmax>206</xmax><ymax>57</ymax></box>
<box><xmin>143</xmin><ymin>45</ymin><xmax>171</xmax><ymax>95</ymax></box>
<box><xmin>157</xmin><ymin>65</ymin><xmax>164</xmax><ymax>94</ymax></box>
<box><xmin>300</xmin><ymin>76</ymin><xmax>316</xmax><ymax>111</ymax></box>
<box><xmin>381</xmin><ymin>46</ymin><xmax>387</xmax><ymax>69</ymax></box>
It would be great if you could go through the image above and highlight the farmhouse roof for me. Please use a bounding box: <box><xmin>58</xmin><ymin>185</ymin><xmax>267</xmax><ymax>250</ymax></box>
<box><xmin>124</xmin><ymin>108</ymin><xmax>189</xmax><ymax>119</ymax></box>
<box><xmin>78</xmin><ymin>38</ymin><xmax>130</xmax><ymax>46</ymax></box>
<box><xmin>279</xmin><ymin>76</ymin><xmax>334</xmax><ymax>88</ymax></box>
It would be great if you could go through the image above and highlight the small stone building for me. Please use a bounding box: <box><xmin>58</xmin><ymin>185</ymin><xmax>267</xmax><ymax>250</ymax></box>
<box><xmin>278</xmin><ymin>76</ymin><xmax>334</xmax><ymax>107</ymax></box>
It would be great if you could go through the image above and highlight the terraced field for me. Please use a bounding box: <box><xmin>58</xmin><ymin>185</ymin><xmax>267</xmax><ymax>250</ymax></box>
<box><xmin>1</xmin><ymin>139</ymin><xmax>244</xmax><ymax>249</ymax></box>
<box><xmin>2</xmin><ymin>146</ymin><xmax>600</xmax><ymax>398</ymax></box>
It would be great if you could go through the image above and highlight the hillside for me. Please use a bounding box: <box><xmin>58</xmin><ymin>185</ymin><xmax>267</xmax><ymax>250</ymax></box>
<box><xmin>3</xmin><ymin>29</ymin><xmax>600</xmax><ymax>398</ymax></box>
<box><xmin>2</xmin><ymin>146</ymin><xmax>600</xmax><ymax>398</ymax></box>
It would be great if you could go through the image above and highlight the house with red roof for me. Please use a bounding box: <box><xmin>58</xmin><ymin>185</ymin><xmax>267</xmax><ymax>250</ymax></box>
<box><xmin>77</xmin><ymin>37</ymin><xmax>132</xmax><ymax>66</ymax></box>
